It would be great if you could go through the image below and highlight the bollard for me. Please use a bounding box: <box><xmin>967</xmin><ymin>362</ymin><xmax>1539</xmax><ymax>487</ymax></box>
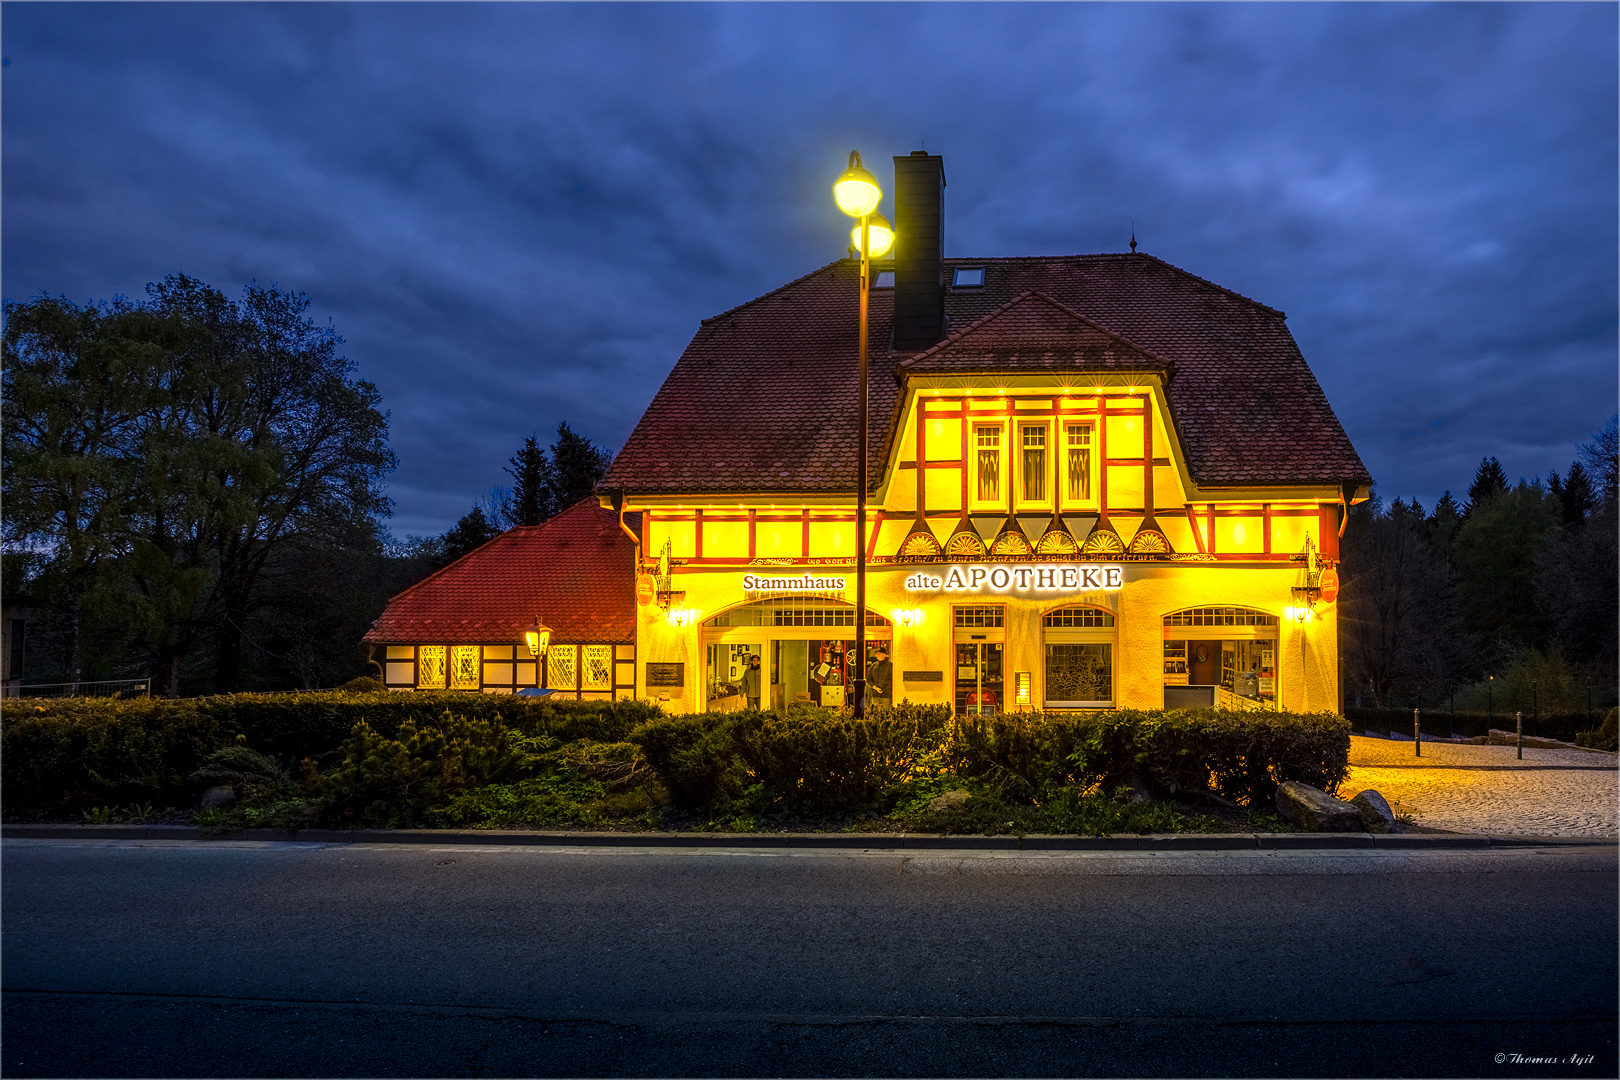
<box><xmin>1414</xmin><ymin>707</ymin><xmax>1421</xmax><ymax>757</ymax></box>
<box><xmin>1516</xmin><ymin>710</ymin><xmax>1523</xmax><ymax>760</ymax></box>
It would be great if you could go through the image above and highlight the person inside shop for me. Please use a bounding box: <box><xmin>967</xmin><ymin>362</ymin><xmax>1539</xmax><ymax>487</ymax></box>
<box><xmin>743</xmin><ymin>653</ymin><xmax>762</xmax><ymax>711</ymax></box>
<box><xmin>867</xmin><ymin>644</ymin><xmax>892</xmax><ymax>708</ymax></box>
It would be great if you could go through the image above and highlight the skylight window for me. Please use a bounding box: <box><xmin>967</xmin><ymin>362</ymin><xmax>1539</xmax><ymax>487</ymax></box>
<box><xmin>873</xmin><ymin>270</ymin><xmax>895</xmax><ymax>289</ymax></box>
<box><xmin>952</xmin><ymin>267</ymin><xmax>985</xmax><ymax>288</ymax></box>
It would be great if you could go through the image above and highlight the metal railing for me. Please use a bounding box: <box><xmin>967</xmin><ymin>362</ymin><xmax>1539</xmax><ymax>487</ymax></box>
<box><xmin>8</xmin><ymin>679</ymin><xmax>150</xmax><ymax>699</ymax></box>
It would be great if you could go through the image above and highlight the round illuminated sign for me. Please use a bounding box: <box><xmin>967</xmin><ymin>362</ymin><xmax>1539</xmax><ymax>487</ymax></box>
<box><xmin>1318</xmin><ymin>567</ymin><xmax>1339</xmax><ymax>605</ymax></box>
<box><xmin>635</xmin><ymin>573</ymin><xmax>657</xmax><ymax>606</ymax></box>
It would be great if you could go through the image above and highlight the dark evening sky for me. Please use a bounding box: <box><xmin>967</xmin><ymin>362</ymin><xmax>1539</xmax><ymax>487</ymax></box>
<box><xmin>4</xmin><ymin>2</ymin><xmax>1615</xmax><ymax>538</ymax></box>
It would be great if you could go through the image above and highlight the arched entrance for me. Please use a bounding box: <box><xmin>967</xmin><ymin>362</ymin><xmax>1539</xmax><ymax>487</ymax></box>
<box><xmin>700</xmin><ymin>598</ymin><xmax>892</xmax><ymax>711</ymax></box>
<box><xmin>1162</xmin><ymin>607</ymin><xmax>1279</xmax><ymax>709</ymax></box>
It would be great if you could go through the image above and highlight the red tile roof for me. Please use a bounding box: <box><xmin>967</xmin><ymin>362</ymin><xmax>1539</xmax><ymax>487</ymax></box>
<box><xmin>897</xmin><ymin>290</ymin><xmax>1176</xmax><ymax>379</ymax></box>
<box><xmin>603</xmin><ymin>252</ymin><xmax>1370</xmax><ymax>494</ymax></box>
<box><xmin>363</xmin><ymin>499</ymin><xmax>638</xmax><ymax>645</ymax></box>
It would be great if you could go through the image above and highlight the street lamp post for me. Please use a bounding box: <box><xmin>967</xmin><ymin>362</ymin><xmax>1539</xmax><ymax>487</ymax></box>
<box><xmin>832</xmin><ymin>151</ymin><xmax>893</xmax><ymax>719</ymax></box>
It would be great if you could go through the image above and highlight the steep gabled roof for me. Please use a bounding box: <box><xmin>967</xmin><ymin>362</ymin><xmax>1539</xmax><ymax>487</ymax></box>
<box><xmin>363</xmin><ymin>499</ymin><xmax>637</xmax><ymax>645</ymax></box>
<box><xmin>602</xmin><ymin>252</ymin><xmax>1370</xmax><ymax>494</ymax></box>
<box><xmin>896</xmin><ymin>290</ymin><xmax>1176</xmax><ymax>378</ymax></box>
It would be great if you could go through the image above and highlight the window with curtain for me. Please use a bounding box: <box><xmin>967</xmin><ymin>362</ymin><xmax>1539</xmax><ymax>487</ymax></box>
<box><xmin>1022</xmin><ymin>424</ymin><xmax>1047</xmax><ymax>501</ymax></box>
<box><xmin>976</xmin><ymin>426</ymin><xmax>1001</xmax><ymax>501</ymax></box>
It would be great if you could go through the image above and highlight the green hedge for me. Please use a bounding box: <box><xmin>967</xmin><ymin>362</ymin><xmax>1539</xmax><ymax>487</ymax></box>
<box><xmin>628</xmin><ymin>705</ymin><xmax>1350</xmax><ymax>814</ymax></box>
<box><xmin>1</xmin><ymin>691</ymin><xmax>662</xmax><ymax>816</ymax></box>
<box><xmin>4</xmin><ymin>692</ymin><xmax>1350</xmax><ymax>821</ymax></box>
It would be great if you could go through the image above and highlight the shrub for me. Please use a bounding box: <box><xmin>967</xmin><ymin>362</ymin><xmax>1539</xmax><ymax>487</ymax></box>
<box><xmin>733</xmin><ymin>703</ymin><xmax>953</xmax><ymax>813</ymax></box>
<box><xmin>628</xmin><ymin>712</ymin><xmax>750</xmax><ymax>809</ymax></box>
<box><xmin>3</xmin><ymin>692</ymin><xmax>664</xmax><ymax>817</ymax></box>
<box><xmin>190</xmin><ymin>744</ymin><xmax>298</xmax><ymax>804</ymax></box>
<box><xmin>1</xmin><ymin>697</ymin><xmax>228</xmax><ymax>814</ymax></box>
<box><xmin>313</xmin><ymin>712</ymin><xmax>517</xmax><ymax>827</ymax></box>
<box><xmin>1575</xmin><ymin>707</ymin><xmax>1618</xmax><ymax>751</ymax></box>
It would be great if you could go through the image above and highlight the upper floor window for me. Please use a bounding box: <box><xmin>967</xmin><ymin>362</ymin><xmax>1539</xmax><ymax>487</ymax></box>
<box><xmin>1021</xmin><ymin>424</ymin><xmax>1048</xmax><ymax>502</ymax></box>
<box><xmin>873</xmin><ymin>270</ymin><xmax>895</xmax><ymax>289</ymax></box>
<box><xmin>1065</xmin><ymin>423</ymin><xmax>1093</xmax><ymax>502</ymax></box>
<box><xmin>975</xmin><ymin>425</ymin><xmax>1001</xmax><ymax>502</ymax></box>
<box><xmin>952</xmin><ymin>267</ymin><xmax>985</xmax><ymax>288</ymax></box>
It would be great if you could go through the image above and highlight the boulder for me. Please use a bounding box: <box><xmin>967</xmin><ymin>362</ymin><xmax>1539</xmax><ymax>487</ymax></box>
<box><xmin>1274</xmin><ymin>781</ymin><xmax>1362</xmax><ymax>832</ymax></box>
<box><xmin>926</xmin><ymin>790</ymin><xmax>971</xmax><ymax>815</ymax></box>
<box><xmin>200</xmin><ymin>785</ymin><xmax>237</xmax><ymax>810</ymax></box>
<box><xmin>1350</xmin><ymin>789</ymin><xmax>1398</xmax><ymax>834</ymax></box>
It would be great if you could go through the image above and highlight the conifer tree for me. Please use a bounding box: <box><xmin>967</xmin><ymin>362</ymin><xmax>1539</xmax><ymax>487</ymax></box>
<box><xmin>1465</xmin><ymin>456</ymin><xmax>1508</xmax><ymax>513</ymax></box>
<box><xmin>505</xmin><ymin>436</ymin><xmax>552</xmax><ymax>526</ymax></box>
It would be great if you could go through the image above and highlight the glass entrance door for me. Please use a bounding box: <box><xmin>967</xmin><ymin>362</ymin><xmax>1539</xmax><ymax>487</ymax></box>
<box><xmin>954</xmin><ymin>641</ymin><xmax>1004</xmax><ymax>715</ymax></box>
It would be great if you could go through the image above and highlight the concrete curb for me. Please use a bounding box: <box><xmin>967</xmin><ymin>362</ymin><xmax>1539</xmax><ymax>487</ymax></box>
<box><xmin>3</xmin><ymin>823</ymin><xmax>1613</xmax><ymax>850</ymax></box>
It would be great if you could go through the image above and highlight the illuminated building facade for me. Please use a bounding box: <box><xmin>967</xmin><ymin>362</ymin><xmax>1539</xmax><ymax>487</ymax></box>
<box><xmin>600</xmin><ymin>153</ymin><xmax>1370</xmax><ymax>715</ymax></box>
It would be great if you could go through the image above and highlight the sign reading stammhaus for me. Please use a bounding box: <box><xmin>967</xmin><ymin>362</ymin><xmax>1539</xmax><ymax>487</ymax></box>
<box><xmin>601</xmin><ymin>152</ymin><xmax>1371</xmax><ymax>715</ymax></box>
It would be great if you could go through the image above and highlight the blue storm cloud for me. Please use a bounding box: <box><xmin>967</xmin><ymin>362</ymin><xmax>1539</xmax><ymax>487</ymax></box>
<box><xmin>4</xmin><ymin>2</ymin><xmax>1614</xmax><ymax>535</ymax></box>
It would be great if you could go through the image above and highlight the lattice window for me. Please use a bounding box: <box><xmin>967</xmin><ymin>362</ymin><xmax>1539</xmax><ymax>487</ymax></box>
<box><xmin>1066</xmin><ymin>424</ymin><xmax>1092</xmax><ymax>501</ymax></box>
<box><xmin>547</xmin><ymin>644</ymin><xmax>577</xmax><ymax>689</ymax></box>
<box><xmin>976</xmin><ymin>426</ymin><xmax>1001</xmax><ymax>501</ymax></box>
<box><xmin>1022</xmin><ymin>425</ymin><xmax>1046</xmax><ymax>501</ymax></box>
<box><xmin>417</xmin><ymin>645</ymin><xmax>446</xmax><ymax>689</ymax></box>
<box><xmin>954</xmin><ymin>606</ymin><xmax>1005</xmax><ymax>628</ymax></box>
<box><xmin>1162</xmin><ymin>607</ymin><xmax>1279</xmax><ymax>627</ymax></box>
<box><xmin>450</xmin><ymin>646</ymin><xmax>480</xmax><ymax>689</ymax></box>
<box><xmin>1044</xmin><ymin>607</ymin><xmax>1116</xmax><ymax>628</ymax></box>
<box><xmin>582</xmin><ymin>645</ymin><xmax>612</xmax><ymax>690</ymax></box>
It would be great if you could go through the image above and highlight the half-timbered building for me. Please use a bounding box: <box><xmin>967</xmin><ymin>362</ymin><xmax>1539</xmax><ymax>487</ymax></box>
<box><xmin>599</xmin><ymin>152</ymin><xmax>1371</xmax><ymax>715</ymax></box>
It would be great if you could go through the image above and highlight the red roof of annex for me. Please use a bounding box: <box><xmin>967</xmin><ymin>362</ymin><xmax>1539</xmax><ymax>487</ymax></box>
<box><xmin>363</xmin><ymin>499</ymin><xmax>638</xmax><ymax>645</ymax></box>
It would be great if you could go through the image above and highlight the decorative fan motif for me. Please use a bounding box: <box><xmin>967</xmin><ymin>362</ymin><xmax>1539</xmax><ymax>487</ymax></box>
<box><xmin>1080</xmin><ymin>526</ymin><xmax>1125</xmax><ymax>555</ymax></box>
<box><xmin>945</xmin><ymin>530</ymin><xmax>986</xmax><ymax>560</ymax></box>
<box><xmin>990</xmin><ymin>529</ymin><xmax>1032</xmax><ymax>558</ymax></box>
<box><xmin>1036</xmin><ymin>527</ymin><xmax>1078</xmax><ymax>556</ymax></box>
<box><xmin>1128</xmin><ymin>529</ymin><xmax>1171</xmax><ymax>555</ymax></box>
<box><xmin>898</xmin><ymin>530</ymin><xmax>942</xmax><ymax>561</ymax></box>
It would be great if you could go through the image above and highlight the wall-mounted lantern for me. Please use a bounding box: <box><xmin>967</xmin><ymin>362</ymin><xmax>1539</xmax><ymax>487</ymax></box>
<box><xmin>524</xmin><ymin>621</ymin><xmax>553</xmax><ymax>657</ymax></box>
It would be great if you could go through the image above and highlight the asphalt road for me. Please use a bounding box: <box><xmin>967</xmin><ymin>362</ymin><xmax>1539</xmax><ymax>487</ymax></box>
<box><xmin>3</xmin><ymin>839</ymin><xmax>1615</xmax><ymax>1078</ymax></box>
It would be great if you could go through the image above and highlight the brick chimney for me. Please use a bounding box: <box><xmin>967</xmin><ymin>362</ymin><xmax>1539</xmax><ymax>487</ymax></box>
<box><xmin>891</xmin><ymin>152</ymin><xmax>946</xmax><ymax>352</ymax></box>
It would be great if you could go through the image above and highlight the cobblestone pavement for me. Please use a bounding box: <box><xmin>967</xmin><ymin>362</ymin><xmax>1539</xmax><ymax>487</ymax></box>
<box><xmin>1344</xmin><ymin>735</ymin><xmax>1618</xmax><ymax>838</ymax></box>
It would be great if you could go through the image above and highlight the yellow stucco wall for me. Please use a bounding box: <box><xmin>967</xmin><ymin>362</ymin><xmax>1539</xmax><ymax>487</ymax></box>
<box><xmin>635</xmin><ymin>562</ymin><xmax>1339</xmax><ymax>715</ymax></box>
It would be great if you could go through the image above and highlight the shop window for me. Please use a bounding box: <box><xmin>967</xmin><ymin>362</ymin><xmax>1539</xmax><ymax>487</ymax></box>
<box><xmin>1043</xmin><ymin>605</ymin><xmax>1115</xmax><ymax>708</ymax></box>
<box><xmin>450</xmin><ymin>646</ymin><xmax>480</xmax><ymax>690</ymax></box>
<box><xmin>547</xmin><ymin>644</ymin><xmax>577</xmax><ymax>689</ymax></box>
<box><xmin>1045</xmin><ymin>644</ymin><xmax>1112</xmax><ymax>706</ymax></box>
<box><xmin>1064</xmin><ymin>423</ymin><xmax>1093</xmax><ymax>503</ymax></box>
<box><xmin>1162</xmin><ymin>608</ymin><xmax>1277</xmax><ymax>708</ymax></box>
<box><xmin>417</xmin><ymin>646</ymin><xmax>446</xmax><ymax>689</ymax></box>
<box><xmin>1021</xmin><ymin>424</ymin><xmax>1047</xmax><ymax>502</ymax></box>
<box><xmin>975</xmin><ymin>426</ymin><xmax>1001</xmax><ymax>503</ymax></box>
<box><xmin>582</xmin><ymin>645</ymin><xmax>612</xmax><ymax>691</ymax></box>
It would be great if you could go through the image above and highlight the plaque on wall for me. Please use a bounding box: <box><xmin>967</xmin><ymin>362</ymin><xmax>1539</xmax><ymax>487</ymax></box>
<box><xmin>902</xmin><ymin>670</ymin><xmax>943</xmax><ymax>682</ymax></box>
<box><xmin>646</xmin><ymin>662</ymin><xmax>685</xmax><ymax>687</ymax></box>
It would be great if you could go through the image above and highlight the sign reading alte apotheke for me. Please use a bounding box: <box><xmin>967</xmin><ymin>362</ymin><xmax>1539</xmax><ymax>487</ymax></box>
<box><xmin>905</xmin><ymin>564</ymin><xmax>1124</xmax><ymax>594</ymax></box>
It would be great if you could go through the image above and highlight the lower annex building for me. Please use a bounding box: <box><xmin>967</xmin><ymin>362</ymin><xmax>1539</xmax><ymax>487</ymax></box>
<box><xmin>597</xmin><ymin>152</ymin><xmax>1371</xmax><ymax>716</ymax></box>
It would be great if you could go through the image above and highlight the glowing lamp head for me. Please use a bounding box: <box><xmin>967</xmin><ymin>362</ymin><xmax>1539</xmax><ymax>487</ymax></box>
<box><xmin>850</xmin><ymin>213</ymin><xmax>894</xmax><ymax>258</ymax></box>
<box><xmin>524</xmin><ymin>622</ymin><xmax>552</xmax><ymax>657</ymax></box>
<box><xmin>833</xmin><ymin>151</ymin><xmax>883</xmax><ymax>218</ymax></box>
